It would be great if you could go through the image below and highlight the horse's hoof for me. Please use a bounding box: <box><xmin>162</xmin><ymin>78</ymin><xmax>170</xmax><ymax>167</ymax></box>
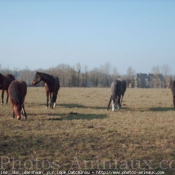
<box><xmin>17</xmin><ymin>116</ymin><xmax>21</xmax><ymax>120</ymax></box>
<box><xmin>112</xmin><ymin>108</ymin><xmax>116</xmax><ymax>112</ymax></box>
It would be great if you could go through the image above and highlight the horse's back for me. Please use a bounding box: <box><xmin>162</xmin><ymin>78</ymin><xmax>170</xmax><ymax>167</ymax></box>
<box><xmin>6</xmin><ymin>74</ymin><xmax>15</xmax><ymax>80</ymax></box>
<box><xmin>8</xmin><ymin>80</ymin><xmax>27</xmax><ymax>104</ymax></box>
<box><xmin>44</xmin><ymin>76</ymin><xmax>60</xmax><ymax>93</ymax></box>
<box><xmin>112</xmin><ymin>79</ymin><xmax>126</xmax><ymax>96</ymax></box>
<box><xmin>18</xmin><ymin>80</ymin><xmax>27</xmax><ymax>97</ymax></box>
<box><xmin>121</xmin><ymin>79</ymin><xmax>126</xmax><ymax>95</ymax></box>
<box><xmin>0</xmin><ymin>73</ymin><xmax>15</xmax><ymax>89</ymax></box>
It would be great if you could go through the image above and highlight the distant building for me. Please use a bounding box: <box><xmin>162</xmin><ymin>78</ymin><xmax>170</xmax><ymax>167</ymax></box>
<box><xmin>135</xmin><ymin>73</ymin><xmax>164</xmax><ymax>88</ymax></box>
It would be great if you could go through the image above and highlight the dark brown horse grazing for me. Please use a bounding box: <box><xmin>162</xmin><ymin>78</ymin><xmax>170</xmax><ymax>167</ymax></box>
<box><xmin>8</xmin><ymin>80</ymin><xmax>27</xmax><ymax>120</ymax></box>
<box><xmin>171</xmin><ymin>80</ymin><xmax>175</xmax><ymax>108</ymax></box>
<box><xmin>0</xmin><ymin>73</ymin><xmax>15</xmax><ymax>105</ymax></box>
<box><xmin>32</xmin><ymin>71</ymin><xmax>60</xmax><ymax>109</ymax></box>
<box><xmin>107</xmin><ymin>79</ymin><xmax>126</xmax><ymax>111</ymax></box>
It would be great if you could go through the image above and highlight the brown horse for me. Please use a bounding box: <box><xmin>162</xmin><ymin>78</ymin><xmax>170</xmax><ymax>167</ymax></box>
<box><xmin>0</xmin><ymin>73</ymin><xmax>15</xmax><ymax>105</ymax></box>
<box><xmin>32</xmin><ymin>71</ymin><xmax>60</xmax><ymax>109</ymax></box>
<box><xmin>8</xmin><ymin>80</ymin><xmax>27</xmax><ymax>120</ymax></box>
<box><xmin>171</xmin><ymin>80</ymin><xmax>175</xmax><ymax>108</ymax></box>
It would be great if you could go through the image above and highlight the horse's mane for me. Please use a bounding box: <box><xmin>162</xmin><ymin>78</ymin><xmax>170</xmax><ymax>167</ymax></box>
<box><xmin>37</xmin><ymin>72</ymin><xmax>54</xmax><ymax>79</ymax></box>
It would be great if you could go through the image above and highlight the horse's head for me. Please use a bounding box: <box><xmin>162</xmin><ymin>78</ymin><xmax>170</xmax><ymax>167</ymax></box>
<box><xmin>32</xmin><ymin>72</ymin><xmax>42</xmax><ymax>85</ymax></box>
<box><xmin>111</xmin><ymin>98</ymin><xmax>117</xmax><ymax>111</ymax></box>
<box><xmin>111</xmin><ymin>95</ymin><xmax>121</xmax><ymax>111</ymax></box>
<box><xmin>13</xmin><ymin>103</ymin><xmax>23</xmax><ymax>120</ymax></box>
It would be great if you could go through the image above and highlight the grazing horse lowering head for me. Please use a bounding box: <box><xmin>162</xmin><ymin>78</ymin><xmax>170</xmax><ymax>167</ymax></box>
<box><xmin>32</xmin><ymin>71</ymin><xmax>60</xmax><ymax>109</ymax></box>
<box><xmin>13</xmin><ymin>102</ymin><xmax>23</xmax><ymax>120</ymax></box>
<box><xmin>107</xmin><ymin>79</ymin><xmax>126</xmax><ymax>111</ymax></box>
<box><xmin>8</xmin><ymin>80</ymin><xmax>27</xmax><ymax>120</ymax></box>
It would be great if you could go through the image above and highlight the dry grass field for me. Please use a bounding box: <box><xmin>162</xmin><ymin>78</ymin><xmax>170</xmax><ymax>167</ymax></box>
<box><xmin>0</xmin><ymin>87</ymin><xmax>175</xmax><ymax>174</ymax></box>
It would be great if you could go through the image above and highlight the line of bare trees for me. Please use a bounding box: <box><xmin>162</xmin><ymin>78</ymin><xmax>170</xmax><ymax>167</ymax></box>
<box><xmin>0</xmin><ymin>63</ymin><xmax>174</xmax><ymax>88</ymax></box>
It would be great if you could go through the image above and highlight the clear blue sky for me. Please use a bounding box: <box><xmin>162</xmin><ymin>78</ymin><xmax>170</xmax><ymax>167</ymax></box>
<box><xmin>0</xmin><ymin>0</ymin><xmax>175</xmax><ymax>74</ymax></box>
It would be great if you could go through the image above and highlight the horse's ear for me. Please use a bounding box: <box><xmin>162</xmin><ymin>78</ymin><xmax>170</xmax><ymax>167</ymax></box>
<box><xmin>36</xmin><ymin>71</ymin><xmax>38</xmax><ymax>74</ymax></box>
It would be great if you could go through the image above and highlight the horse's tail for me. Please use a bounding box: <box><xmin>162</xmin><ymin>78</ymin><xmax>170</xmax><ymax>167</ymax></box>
<box><xmin>56</xmin><ymin>77</ymin><xmax>60</xmax><ymax>90</ymax></box>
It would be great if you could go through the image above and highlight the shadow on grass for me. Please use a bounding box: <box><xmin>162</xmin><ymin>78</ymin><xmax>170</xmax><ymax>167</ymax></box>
<box><xmin>48</xmin><ymin>112</ymin><xmax>107</xmax><ymax>120</ymax></box>
<box><xmin>91</xmin><ymin>106</ymin><xmax>107</xmax><ymax>110</ymax></box>
<box><xmin>59</xmin><ymin>103</ymin><xmax>86</xmax><ymax>108</ymax></box>
<box><xmin>59</xmin><ymin>103</ymin><xmax>130</xmax><ymax>110</ymax></box>
<box><xmin>149</xmin><ymin>107</ymin><xmax>175</xmax><ymax>112</ymax></box>
<box><xmin>59</xmin><ymin>103</ymin><xmax>108</xmax><ymax>110</ymax></box>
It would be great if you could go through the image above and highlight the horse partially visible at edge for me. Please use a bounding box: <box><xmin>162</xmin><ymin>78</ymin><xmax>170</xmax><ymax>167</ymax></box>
<box><xmin>8</xmin><ymin>80</ymin><xmax>27</xmax><ymax>120</ymax></box>
<box><xmin>171</xmin><ymin>80</ymin><xmax>175</xmax><ymax>108</ymax></box>
<box><xmin>0</xmin><ymin>73</ymin><xmax>15</xmax><ymax>105</ymax></box>
<box><xmin>32</xmin><ymin>71</ymin><xmax>60</xmax><ymax>109</ymax></box>
<box><xmin>107</xmin><ymin>79</ymin><xmax>126</xmax><ymax>111</ymax></box>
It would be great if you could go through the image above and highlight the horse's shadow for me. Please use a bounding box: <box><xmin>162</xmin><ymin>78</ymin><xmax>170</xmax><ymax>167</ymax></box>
<box><xmin>59</xmin><ymin>103</ymin><xmax>108</xmax><ymax>110</ymax></box>
<box><xmin>48</xmin><ymin>112</ymin><xmax>107</xmax><ymax>121</ymax></box>
<box><xmin>149</xmin><ymin>107</ymin><xmax>175</xmax><ymax>112</ymax></box>
<box><xmin>59</xmin><ymin>103</ymin><xmax>86</xmax><ymax>108</ymax></box>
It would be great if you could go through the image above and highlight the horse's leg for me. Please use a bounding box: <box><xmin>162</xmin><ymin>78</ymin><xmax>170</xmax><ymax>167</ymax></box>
<box><xmin>53</xmin><ymin>100</ymin><xmax>56</xmax><ymax>108</ymax></box>
<box><xmin>118</xmin><ymin>95</ymin><xmax>121</xmax><ymax>110</ymax></box>
<box><xmin>120</xmin><ymin>94</ymin><xmax>124</xmax><ymax>108</ymax></box>
<box><xmin>107</xmin><ymin>95</ymin><xmax>112</xmax><ymax>110</ymax></box>
<box><xmin>5</xmin><ymin>90</ymin><xmax>9</xmax><ymax>104</ymax></box>
<box><xmin>46</xmin><ymin>92</ymin><xmax>49</xmax><ymax>109</ymax></box>
<box><xmin>52</xmin><ymin>94</ymin><xmax>56</xmax><ymax>109</ymax></box>
<box><xmin>111</xmin><ymin>98</ymin><xmax>117</xmax><ymax>111</ymax></box>
<box><xmin>173</xmin><ymin>96</ymin><xmax>175</xmax><ymax>108</ymax></box>
<box><xmin>53</xmin><ymin>92</ymin><xmax>58</xmax><ymax>109</ymax></box>
<box><xmin>12</xmin><ymin>103</ymin><xmax>15</xmax><ymax>118</ymax></box>
<box><xmin>1</xmin><ymin>90</ymin><xmax>4</xmax><ymax>105</ymax></box>
<box><xmin>50</xmin><ymin>93</ymin><xmax>53</xmax><ymax>109</ymax></box>
<box><xmin>22</xmin><ymin>104</ymin><xmax>27</xmax><ymax>119</ymax></box>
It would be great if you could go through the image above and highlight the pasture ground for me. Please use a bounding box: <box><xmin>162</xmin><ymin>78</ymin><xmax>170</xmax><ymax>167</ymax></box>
<box><xmin>0</xmin><ymin>87</ymin><xmax>175</xmax><ymax>174</ymax></box>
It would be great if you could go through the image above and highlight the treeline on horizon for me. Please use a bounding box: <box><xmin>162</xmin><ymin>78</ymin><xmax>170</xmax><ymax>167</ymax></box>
<box><xmin>0</xmin><ymin>63</ymin><xmax>174</xmax><ymax>88</ymax></box>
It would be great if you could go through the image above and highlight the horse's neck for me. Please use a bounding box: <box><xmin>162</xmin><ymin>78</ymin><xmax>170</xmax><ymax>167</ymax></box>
<box><xmin>42</xmin><ymin>74</ymin><xmax>53</xmax><ymax>85</ymax></box>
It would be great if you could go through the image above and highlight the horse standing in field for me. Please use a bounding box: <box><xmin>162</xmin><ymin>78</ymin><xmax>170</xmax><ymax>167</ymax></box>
<box><xmin>0</xmin><ymin>73</ymin><xmax>15</xmax><ymax>105</ymax></box>
<box><xmin>8</xmin><ymin>80</ymin><xmax>27</xmax><ymax>120</ymax></box>
<box><xmin>32</xmin><ymin>72</ymin><xmax>60</xmax><ymax>109</ymax></box>
<box><xmin>171</xmin><ymin>80</ymin><xmax>175</xmax><ymax>108</ymax></box>
<box><xmin>107</xmin><ymin>79</ymin><xmax>126</xmax><ymax>111</ymax></box>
